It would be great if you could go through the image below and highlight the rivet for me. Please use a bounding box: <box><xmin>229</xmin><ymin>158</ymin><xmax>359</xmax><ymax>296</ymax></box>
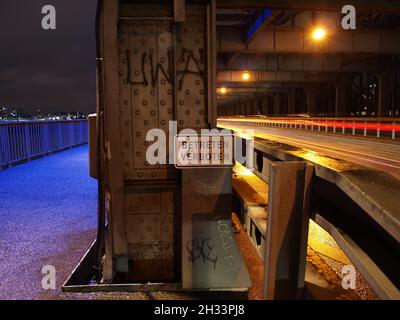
<box><xmin>151</xmin><ymin>110</ymin><xmax>156</xmax><ymax>116</ymax></box>
<box><xmin>168</xmin><ymin>89</ymin><xmax>173</xmax><ymax>95</ymax></box>
<box><xmin>185</xmin><ymin>89</ymin><xmax>190</xmax><ymax>95</ymax></box>
<box><xmin>195</xmin><ymin>38</ymin><xmax>200</xmax><ymax>43</ymax></box>
<box><xmin>151</xmin><ymin>172</ymin><xmax>157</xmax><ymax>177</ymax></box>
<box><xmin>142</xmin><ymin>100</ymin><xmax>148</xmax><ymax>106</ymax></box>
<box><xmin>179</xmin><ymin>100</ymin><xmax>184</xmax><ymax>105</ymax></box>
<box><xmin>134</xmin><ymin>70</ymin><xmax>140</xmax><ymax>76</ymax></box>
<box><xmin>160</xmin><ymin>100</ymin><xmax>166</xmax><ymax>105</ymax></box>
<box><xmin>199</xmin><ymin>110</ymin><xmax>204</xmax><ymax>115</ymax></box>
<box><xmin>195</xmin><ymin>80</ymin><xmax>200</xmax><ymax>85</ymax></box>
<box><xmin>195</xmin><ymin>99</ymin><xmax>200</xmax><ymax>105</ymax></box>
<box><xmin>151</xmin><ymin>90</ymin><xmax>156</xmax><ymax>95</ymax></box>
<box><xmin>125</xmin><ymin>141</ymin><xmax>130</xmax><ymax>147</ymax></box>
<box><xmin>196</xmin><ymin>119</ymin><xmax>201</xmax><ymax>124</ymax></box>
<box><xmin>134</xmin><ymin>89</ymin><xmax>139</xmax><ymax>95</ymax></box>
<box><xmin>161</xmin><ymin>120</ymin><xmax>166</xmax><ymax>125</ymax></box>
<box><xmin>168</xmin><ymin>109</ymin><xmax>173</xmax><ymax>114</ymax></box>
<box><xmin>125</xmin><ymin>161</ymin><xmax>130</xmax><ymax>167</ymax></box>
<box><xmin>136</xmin><ymin>151</ymin><xmax>141</xmax><ymax>157</ymax></box>
<box><xmin>144</xmin><ymin>141</ymin><xmax>148</xmax><ymax>146</ymax></box>
<box><xmin>199</xmin><ymin>89</ymin><xmax>205</xmax><ymax>95</ymax></box>
<box><xmin>136</xmin><ymin>132</ymin><xmax>141</xmax><ymax>137</ymax></box>
<box><xmin>124</xmin><ymin>100</ymin><xmax>128</xmax><ymax>105</ymax></box>
<box><xmin>135</xmin><ymin>109</ymin><xmax>141</xmax><ymax>115</ymax></box>
<box><xmin>185</xmin><ymin>109</ymin><xmax>190</xmax><ymax>115</ymax></box>
<box><xmin>160</xmin><ymin>57</ymin><xmax>166</xmax><ymax>63</ymax></box>
<box><xmin>138</xmin><ymin>172</ymin><xmax>144</xmax><ymax>177</ymax></box>
<box><xmin>144</xmin><ymin>120</ymin><xmax>149</xmax><ymax>125</ymax></box>
<box><xmin>123</xmin><ymin>79</ymin><xmax>128</xmax><ymax>84</ymax></box>
<box><xmin>179</xmin><ymin>120</ymin><xmax>184</xmax><ymax>125</ymax></box>
<box><xmin>125</xmin><ymin>121</ymin><xmax>129</xmax><ymax>126</ymax></box>
<box><xmin>161</xmin><ymin>79</ymin><xmax>166</xmax><ymax>85</ymax></box>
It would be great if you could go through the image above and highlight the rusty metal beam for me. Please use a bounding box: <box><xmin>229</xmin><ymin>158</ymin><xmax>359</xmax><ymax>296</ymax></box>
<box><xmin>218</xmin><ymin>28</ymin><xmax>400</xmax><ymax>54</ymax></box>
<box><xmin>216</xmin><ymin>0</ymin><xmax>400</xmax><ymax>13</ymax></box>
<box><xmin>219</xmin><ymin>53</ymin><xmax>389</xmax><ymax>73</ymax></box>
<box><xmin>174</xmin><ymin>0</ymin><xmax>185</xmax><ymax>22</ymax></box>
<box><xmin>263</xmin><ymin>161</ymin><xmax>313</xmax><ymax>299</ymax></box>
<box><xmin>217</xmin><ymin>70</ymin><xmax>352</xmax><ymax>83</ymax></box>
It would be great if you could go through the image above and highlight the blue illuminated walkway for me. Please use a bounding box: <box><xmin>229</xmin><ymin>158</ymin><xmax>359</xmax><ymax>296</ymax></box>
<box><xmin>0</xmin><ymin>145</ymin><xmax>97</xmax><ymax>299</ymax></box>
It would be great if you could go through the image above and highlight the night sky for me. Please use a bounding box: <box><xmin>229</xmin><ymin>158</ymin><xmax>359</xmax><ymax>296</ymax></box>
<box><xmin>0</xmin><ymin>0</ymin><xmax>97</xmax><ymax>114</ymax></box>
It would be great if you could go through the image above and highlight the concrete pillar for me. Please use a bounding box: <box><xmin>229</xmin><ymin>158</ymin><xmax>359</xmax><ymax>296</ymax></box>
<box><xmin>377</xmin><ymin>72</ymin><xmax>392</xmax><ymax>117</ymax></box>
<box><xmin>334</xmin><ymin>78</ymin><xmax>352</xmax><ymax>117</ymax></box>
<box><xmin>306</xmin><ymin>86</ymin><xmax>318</xmax><ymax>116</ymax></box>
<box><xmin>288</xmin><ymin>89</ymin><xmax>296</xmax><ymax>114</ymax></box>
<box><xmin>273</xmin><ymin>93</ymin><xmax>282</xmax><ymax>115</ymax></box>
<box><xmin>247</xmin><ymin>101</ymin><xmax>252</xmax><ymax>115</ymax></box>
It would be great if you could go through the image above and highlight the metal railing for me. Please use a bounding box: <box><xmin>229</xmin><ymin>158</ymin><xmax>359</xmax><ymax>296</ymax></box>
<box><xmin>0</xmin><ymin>120</ymin><xmax>88</xmax><ymax>168</ymax></box>
<box><xmin>218</xmin><ymin>116</ymin><xmax>400</xmax><ymax>140</ymax></box>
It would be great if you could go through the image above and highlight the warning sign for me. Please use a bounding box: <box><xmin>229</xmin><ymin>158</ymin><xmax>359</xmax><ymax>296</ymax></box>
<box><xmin>175</xmin><ymin>134</ymin><xmax>233</xmax><ymax>168</ymax></box>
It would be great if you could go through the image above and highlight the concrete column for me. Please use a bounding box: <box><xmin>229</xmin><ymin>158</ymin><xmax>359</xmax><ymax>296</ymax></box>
<box><xmin>334</xmin><ymin>78</ymin><xmax>352</xmax><ymax>117</ymax></box>
<box><xmin>273</xmin><ymin>93</ymin><xmax>282</xmax><ymax>115</ymax></box>
<box><xmin>377</xmin><ymin>72</ymin><xmax>392</xmax><ymax>117</ymax></box>
<box><xmin>288</xmin><ymin>89</ymin><xmax>296</xmax><ymax>114</ymax></box>
<box><xmin>306</xmin><ymin>86</ymin><xmax>318</xmax><ymax>116</ymax></box>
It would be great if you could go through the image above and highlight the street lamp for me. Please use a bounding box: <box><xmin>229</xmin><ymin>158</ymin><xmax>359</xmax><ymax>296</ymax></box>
<box><xmin>242</xmin><ymin>71</ymin><xmax>250</xmax><ymax>81</ymax></box>
<box><xmin>312</xmin><ymin>27</ymin><xmax>326</xmax><ymax>41</ymax></box>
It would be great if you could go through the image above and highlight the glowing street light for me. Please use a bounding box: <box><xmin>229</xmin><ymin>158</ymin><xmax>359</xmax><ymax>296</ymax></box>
<box><xmin>219</xmin><ymin>87</ymin><xmax>227</xmax><ymax>94</ymax></box>
<box><xmin>312</xmin><ymin>27</ymin><xmax>326</xmax><ymax>41</ymax></box>
<box><xmin>242</xmin><ymin>71</ymin><xmax>250</xmax><ymax>81</ymax></box>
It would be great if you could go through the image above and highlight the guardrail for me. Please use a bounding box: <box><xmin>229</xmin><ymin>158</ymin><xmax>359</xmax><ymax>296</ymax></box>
<box><xmin>218</xmin><ymin>116</ymin><xmax>400</xmax><ymax>140</ymax></box>
<box><xmin>0</xmin><ymin>120</ymin><xmax>88</xmax><ymax>169</ymax></box>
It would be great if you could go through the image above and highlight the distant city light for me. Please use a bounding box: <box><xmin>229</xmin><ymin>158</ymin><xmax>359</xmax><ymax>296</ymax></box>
<box><xmin>312</xmin><ymin>27</ymin><xmax>326</xmax><ymax>41</ymax></box>
<box><xmin>242</xmin><ymin>71</ymin><xmax>250</xmax><ymax>81</ymax></box>
<box><xmin>219</xmin><ymin>87</ymin><xmax>227</xmax><ymax>94</ymax></box>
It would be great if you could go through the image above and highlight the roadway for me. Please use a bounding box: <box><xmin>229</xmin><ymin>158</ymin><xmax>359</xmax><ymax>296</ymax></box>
<box><xmin>218</xmin><ymin>117</ymin><xmax>400</xmax><ymax>180</ymax></box>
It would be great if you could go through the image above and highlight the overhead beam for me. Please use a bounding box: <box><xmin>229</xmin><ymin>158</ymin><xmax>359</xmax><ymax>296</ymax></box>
<box><xmin>217</xmin><ymin>70</ymin><xmax>353</xmax><ymax>83</ymax></box>
<box><xmin>219</xmin><ymin>53</ymin><xmax>389</xmax><ymax>73</ymax></box>
<box><xmin>226</xmin><ymin>9</ymin><xmax>280</xmax><ymax>67</ymax></box>
<box><xmin>216</xmin><ymin>0</ymin><xmax>400</xmax><ymax>13</ymax></box>
<box><xmin>218</xmin><ymin>28</ymin><xmax>400</xmax><ymax>54</ymax></box>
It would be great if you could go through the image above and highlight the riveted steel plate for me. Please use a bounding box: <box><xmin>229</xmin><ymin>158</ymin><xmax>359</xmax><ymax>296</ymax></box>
<box><xmin>126</xmin><ymin>190</ymin><xmax>175</xmax><ymax>281</ymax></box>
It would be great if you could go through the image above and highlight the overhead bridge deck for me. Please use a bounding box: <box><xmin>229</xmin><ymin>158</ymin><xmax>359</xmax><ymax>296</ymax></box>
<box><xmin>218</xmin><ymin>116</ymin><xmax>400</xmax><ymax>299</ymax></box>
<box><xmin>218</xmin><ymin>116</ymin><xmax>400</xmax><ymax>241</ymax></box>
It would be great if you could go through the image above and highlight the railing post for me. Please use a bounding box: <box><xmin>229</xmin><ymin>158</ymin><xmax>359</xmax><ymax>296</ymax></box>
<box><xmin>24</xmin><ymin>124</ymin><xmax>32</xmax><ymax>160</ymax></box>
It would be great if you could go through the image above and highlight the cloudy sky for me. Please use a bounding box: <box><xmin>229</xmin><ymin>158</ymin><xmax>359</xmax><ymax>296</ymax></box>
<box><xmin>0</xmin><ymin>0</ymin><xmax>97</xmax><ymax>114</ymax></box>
